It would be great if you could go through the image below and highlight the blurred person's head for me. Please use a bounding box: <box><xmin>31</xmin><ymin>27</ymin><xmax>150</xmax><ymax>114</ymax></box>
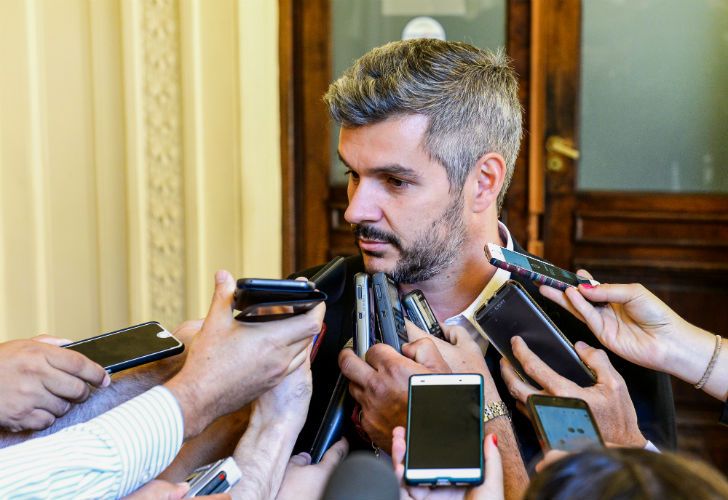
<box><xmin>325</xmin><ymin>39</ymin><xmax>522</xmax><ymax>282</ymax></box>
<box><xmin>525</xmin><ymin>447</ymin><xmax>728</xmax><ymax>500</ymax></box>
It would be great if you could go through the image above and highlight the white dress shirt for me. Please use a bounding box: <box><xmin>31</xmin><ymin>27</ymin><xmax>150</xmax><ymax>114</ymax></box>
<box><xmin>0</xmin><ymin>385</ymin><xmax>184</xmax><ymax>499</ymax></box>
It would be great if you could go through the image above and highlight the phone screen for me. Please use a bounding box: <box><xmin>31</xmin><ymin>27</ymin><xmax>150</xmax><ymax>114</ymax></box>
<box><xmin>532</xmin><ymin>403</ymin><xmax>602</xmax><ymax>452</ymax></box>
<box><xmin>407</xmin><ymin>384</ymin><xmax>482</xmax><ymax>470</ymax></box>
<box><xmin>65</xmin><ymin>322</ymin><xmax>181</xmax><ymax>371</ymax></box>
<box><xmin>499</xmin><ymin>247</ymin><xmax>583</xmax><ymax>286</ymax></box>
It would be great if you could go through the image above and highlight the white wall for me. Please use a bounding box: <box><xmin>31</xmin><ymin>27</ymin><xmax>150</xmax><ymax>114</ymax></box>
<box><xmin>0</xmin><ymin>0</ymin><xmax>281</xmax><ymax>341</ymax></box>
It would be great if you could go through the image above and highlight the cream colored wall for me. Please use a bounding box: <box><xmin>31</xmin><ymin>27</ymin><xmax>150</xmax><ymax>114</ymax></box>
<box><xmin>0</xmin><ymin>0</ymin><xmax>281</xmax><ymax>342</ymax></box>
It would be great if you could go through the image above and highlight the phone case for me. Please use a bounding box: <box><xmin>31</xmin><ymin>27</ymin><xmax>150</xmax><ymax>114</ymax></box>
<box><xmin>474</xmin><ymin>281</ymin><xmax>596</xmax><ymax>388</ymax></box>
<box><xmin>233</xmin><ymin>278</ymin><xmax>327</xmax><ymax>322</ymax></box>
<box><xmin>372</xmin><ymin>273</ymin><xmax>407</xmax><ymax>352</ymax></box>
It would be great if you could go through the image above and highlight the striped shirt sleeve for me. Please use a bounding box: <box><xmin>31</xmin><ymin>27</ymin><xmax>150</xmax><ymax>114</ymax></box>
<box><xmin>0</xmin><ymin>385</ymin><xmax>184</xmax><ymax>499</ymax></box>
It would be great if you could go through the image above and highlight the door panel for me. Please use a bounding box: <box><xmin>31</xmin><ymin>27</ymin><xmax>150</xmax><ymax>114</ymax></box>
<box><xmin>538</xmin><ymin>0</ymin><xmax>728</xmax><ymax>471</ymax></box>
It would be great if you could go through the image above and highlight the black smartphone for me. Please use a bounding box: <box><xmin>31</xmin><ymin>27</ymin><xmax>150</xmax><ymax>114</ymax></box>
<box><xmin>527</xmin><ymin>395</ymin><xmax>604</xmax><ymax>452</ymax></box>
<box><xmin>184</xmin><ymin>456</ymin><xmax>241</xmax><ymax>497</ymax></box>
<box><xmin>474</xmin><ymin>281</ymin><xmax>596</xmax><ymax>388</ymax></box>
<box><xmin>402</xmin><ymin>290</ymin><xmax>444</xmax><ymax>339</ymax></box>
<box><xmin>354</xmin><ymin>273</ymin><xmax>375</xmax><ymax>358</ymax></box>
<box><xmin>405</xmin><ymin>374</ymin><xmax>484</xmax><ymax>486</ymax></box>
<box><xmin>372</xmin><ymin>272</ymin><xmax>407</xmax><ymax>352</ymax></box>
<box><xmin>64</xmin><ymin>321</ymin><xmax>184</xmax><ymax>373</ymax></box>
<box><xmin>233</xmin><ymin>278</ymin><xmax>326</xmax><ymax>321</ymax></box>
<box><xmin>485</xmin><ymin>243</ymin><xmax>598</xmax><ymax>291</ymax></box>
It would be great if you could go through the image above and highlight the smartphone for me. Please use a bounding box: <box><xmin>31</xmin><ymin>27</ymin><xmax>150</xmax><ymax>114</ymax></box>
<box><xmin>474</xmin><ymin>281</ymin><xmax>596</xmax><ymax>388</ymax></box>
<box><xmin>405</xmin><ymin>374</ymin><xmax>484</xmax><ymax>486</ymax></box>
<box><xmin>402</xmin><ymin>290</ymin><xmax>444</xmax><ymax>339</ymax></box>
<box><xmin>527</xmin><ymin>395</ymin><xmax>604</xmax><ymax>452</ymax></box>
<box><xmin>310</xmin><ymin>256</ymin><xmax>347</xmax><ymax>303</ymax></box>
<box><xmin>354</xmin><ymin>273</ymin><xmax>375</xmax><ymax>358</ymax></box>
<box><xmin>183</xmin><ymin>456</ymin><xmax>242</xmax><ymax>497</ymax></box>
<box><xmin>485</xmin><ymin>243</ymin><xmax>598</xmax><ymax>291</ymax></box>
<box><xmin>233</xmin><ymin>278</ymin><xmax>326</xmax><ymax>321</ymax></box>
<box><xmin>64</xmin><ymin>321</ymin><xmax>183</xmax><ymax>373</ymax></box>
<box><xmin>372</xmin><ymin>272</ymin><xmax>407</xmax><ymax>352</ymax></box>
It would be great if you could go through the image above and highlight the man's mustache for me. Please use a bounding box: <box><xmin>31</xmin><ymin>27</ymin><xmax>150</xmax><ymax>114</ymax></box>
<box><xmin>351</xmin><ymin>224</ymin><xmax>402</xmax><ymax>251</ymax></box>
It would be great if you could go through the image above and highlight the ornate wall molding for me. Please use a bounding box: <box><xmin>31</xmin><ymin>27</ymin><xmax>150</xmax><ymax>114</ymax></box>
<box><xmin>142</xmin><ymin>0</ymin><xmax>186</xmax><ymax>327</ymax></box>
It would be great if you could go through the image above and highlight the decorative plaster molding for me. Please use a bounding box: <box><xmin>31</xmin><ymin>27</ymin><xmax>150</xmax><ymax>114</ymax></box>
<box><xmin>143</xmin><ymin>0</ymin><xmax>185</xmax><ymax>327</ymax></box>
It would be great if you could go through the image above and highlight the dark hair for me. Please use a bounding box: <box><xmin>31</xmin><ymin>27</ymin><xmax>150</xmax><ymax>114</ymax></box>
<box><xmin>525</xmin><ymin>448</ymin><xmax>728</xmax><ymax>500</ymax></box>
<box><xmin>324</xmin><ymin>39</ymin><xmax>522</xmax><ymax>210</ymax></box>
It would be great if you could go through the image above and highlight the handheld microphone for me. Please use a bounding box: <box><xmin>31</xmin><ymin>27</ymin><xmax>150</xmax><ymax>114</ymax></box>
<box><xmin>322</xmin><ymin>452</ymin><xmax>399</xmax><ymax>500</ymax></box>
<box><xmin>310</xmin><ymin>339</ymin><xmax>354</xmax><ymax>464</ymax></box>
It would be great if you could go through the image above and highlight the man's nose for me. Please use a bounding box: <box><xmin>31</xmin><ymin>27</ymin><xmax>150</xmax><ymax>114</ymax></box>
<box><xmin>344</xmin><ymin>182</ymin><xmax>382</xmax><ymax>225</ymax></box>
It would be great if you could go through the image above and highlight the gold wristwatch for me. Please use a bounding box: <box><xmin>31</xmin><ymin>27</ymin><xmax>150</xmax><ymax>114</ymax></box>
<box><xmin>483</xmin><ymin>401</ymin><xmax>510</xmax><ymax>423</ymax></box>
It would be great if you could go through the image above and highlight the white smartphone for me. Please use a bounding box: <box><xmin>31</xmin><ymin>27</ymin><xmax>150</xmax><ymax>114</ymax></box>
<box><xmin>485</xmin><ymin>243</ymin><xmax>599</xmax><ymax>291</ymax></box>
<box><xmin>354</xmin><ymin>273</ymin><xmax>375</xmax><ymax>359</ymax></box>
<box><xmin>184</xmin><ymin>456</ymin><xmax>242</xmax><ymax>496</ymax></box>
<box><xmin>405</xmin><ymin>374</ymin><xmax>484</xmax><ymax>486</ymax></box>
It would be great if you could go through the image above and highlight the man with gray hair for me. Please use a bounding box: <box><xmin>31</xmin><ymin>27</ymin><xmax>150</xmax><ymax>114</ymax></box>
<box><xmin>295</xmin><ymin>39</ymin><xmax>675</xmax><ymax>498</ymax></box>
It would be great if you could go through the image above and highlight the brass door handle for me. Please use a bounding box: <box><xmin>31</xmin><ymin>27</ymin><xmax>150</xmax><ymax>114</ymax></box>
<box><xmin>546</xmin><ymin>136</ymin><xmax>580</xmax><ymax>159</ymax></box>
<box><xmin>545</xmin><ymin>136</ymin><xmax>580</xmax><ymax>172</ymax></box>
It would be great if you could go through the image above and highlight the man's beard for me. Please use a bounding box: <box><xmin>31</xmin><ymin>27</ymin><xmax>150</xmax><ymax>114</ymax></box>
<box><xmin>352</xmin><ymin>195</ymin><xmax>466</xmax><ymax>284</ymax></box>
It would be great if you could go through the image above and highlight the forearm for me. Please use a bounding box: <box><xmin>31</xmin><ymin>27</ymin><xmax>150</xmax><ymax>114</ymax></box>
<box><xmin>230</xmin><ymin>412</ymin><xmax>300</xmax><ymax>500</ymax></box>
<box><xmin>668</xmin><ymin>323</ymin><xmax>727</xmax><ymax>400</ymax></box>
<box><xmin>484</xmin><ymin>417</ymin><xmax>527</xmax><ymax>500</ymax></box>
<box><xmin>158</xmin><ymin>405</ymin><xmax>251</xmax><ymax>482</ymax></box>
<box><xmin>0</xmin><ymin>354</ymin><xmax>185</xmax><ymax>448</ymax></box>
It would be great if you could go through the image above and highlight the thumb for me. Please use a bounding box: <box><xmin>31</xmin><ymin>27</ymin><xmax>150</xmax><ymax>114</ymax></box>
<box><xmin>319</xmin><ymin>438</ymin><xmax>349</xmax><ymax>471</ymax></box>
<box><xmin>405</xmin><ymin>319</ymin><xmax>429</xmax><ymax>342</ymax></box>
<box><xmin>204</xmin><ymin>270</ymin><xmax>236</xmax><ymax>325</ymax></box>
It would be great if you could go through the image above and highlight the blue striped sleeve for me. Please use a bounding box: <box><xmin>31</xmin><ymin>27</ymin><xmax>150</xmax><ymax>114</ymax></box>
<box><xmin>0</xmin><ymin>385</ymin><xmax>184</xmax><ymax>499</ymax></box>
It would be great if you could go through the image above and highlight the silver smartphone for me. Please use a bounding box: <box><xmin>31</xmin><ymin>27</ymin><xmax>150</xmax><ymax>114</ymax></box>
<box><xmin>354</xmin><ymin>273</ymin><xmax>375</xmax><ymax>359</ymax></box>
<box><xmin>402</xmin><ymin>289</ymin><xmax>444</xmax><ymax>339</ymax></box>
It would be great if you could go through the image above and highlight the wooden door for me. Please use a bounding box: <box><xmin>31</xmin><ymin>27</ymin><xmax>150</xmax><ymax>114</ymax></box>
<box><xmin>531</xmin><ymin>0</ymin><xmax>728</xmax><ymax>471</ymax></box>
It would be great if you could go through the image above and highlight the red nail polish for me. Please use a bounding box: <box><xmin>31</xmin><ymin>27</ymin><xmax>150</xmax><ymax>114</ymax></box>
<box><xmin>581</xmin><ymin>284</ymin><xmax>595</xmax><ymax>289</ymax></box>
<box><xmin>492</xmin><ymin>434</ymin><xmax>498</xmax><ymax>448</ymax></box>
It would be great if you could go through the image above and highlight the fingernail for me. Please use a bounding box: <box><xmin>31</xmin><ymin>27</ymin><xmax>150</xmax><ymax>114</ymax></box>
<box><xmin>102</xmin><ymin>374</ymin><xmax>111</xmax><ymax>387</ymax></box>
<box><xmin>175</xmin><ymin>482</ymin><xmax>190</xmax><ymax>492</ymax></box>
<box><xmin>215</xmin><ymin>270</ymin><xmax>228</xmax><ymax>283</ymax></box>
<box><xmin>492</xmin><ymin>434</ymin><xmax>498</xmax><ymax>448</ymax></box>
<box><xmin>575</xmin><ymin>341</ymin><xmax>586</xmax><ymax>349</ymax></box>
<box><xmin>580</xmin><ymin>284</ymin><xmax>595</xmax><ymax>289</ymax></box>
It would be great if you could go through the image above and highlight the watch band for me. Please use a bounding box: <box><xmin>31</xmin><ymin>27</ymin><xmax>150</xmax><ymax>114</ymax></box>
<box><xmin>483</xmin><ymin>401</ymin><xmax>510</xmax><ymax>423</ymax></box>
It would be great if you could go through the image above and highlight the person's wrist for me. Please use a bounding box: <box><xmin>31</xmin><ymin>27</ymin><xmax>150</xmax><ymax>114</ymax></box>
<box><xmin>249</xmin><ymin>405</ymin><xmax>305</xmax><ymax>438</ymax></box>
<box><xmin>664</xmin><ymin>320</ymin><xmax>716</xmax><ymax>384</ymax></box>
<box><xmin>164</xmin><ymin>371</ymin><xmax>209</xmax><ymax>439</ymax></box>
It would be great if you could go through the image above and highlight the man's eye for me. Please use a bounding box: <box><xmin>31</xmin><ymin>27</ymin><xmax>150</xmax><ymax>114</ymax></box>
<box><xmin>388</xmin><ymin>177</ymin><xmax>409</xmax><ymax>188</ymax></box>
<box><xmin>344</xmin><ymin>170</ymin><xmax>360</xmax><ymax>182</ymax></box>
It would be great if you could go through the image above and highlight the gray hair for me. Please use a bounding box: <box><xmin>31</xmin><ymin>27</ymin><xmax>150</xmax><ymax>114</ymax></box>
<box><xmin>324</xmin><ymin>39</ymin><xmax>523</xmax><ymax>210</ymax></box>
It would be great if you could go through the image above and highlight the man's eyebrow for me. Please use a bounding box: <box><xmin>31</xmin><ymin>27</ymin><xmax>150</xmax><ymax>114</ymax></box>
<box><xmin>337</xmin><ymin>151</ymin><xmax>421</xmax><ymax>180</ymax></box>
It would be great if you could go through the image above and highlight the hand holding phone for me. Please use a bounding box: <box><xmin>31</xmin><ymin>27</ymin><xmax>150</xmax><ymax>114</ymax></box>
<box><xmin>64</xmin><ymin>321</ymin><xmax>184</xmax><ymax>374</ymax></box>
<box><xmin>485</xmin><ymin>243</ymin><xmax>598</xmax><ymax>291</ymax></box>
<box><xmin>527</xmin><ymin>395</ymin><xmax>604</xmax><ymax>452</ymax></box>
<box><xmin>184</xmin><ymin>456</ymin><xmax>241</xmax><ymax>496</ymax></box>
<box><xmin>405</xmin><ymin>373</ymin><xmax>484</xmax><ymax>486</ymax></box>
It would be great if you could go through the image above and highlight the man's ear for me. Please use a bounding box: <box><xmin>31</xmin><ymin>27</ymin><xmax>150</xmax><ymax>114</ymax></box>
<box><xmin>471</xmin><ymin>153</ymin><xmax>506</xmax><ymax>213</ymax></box>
